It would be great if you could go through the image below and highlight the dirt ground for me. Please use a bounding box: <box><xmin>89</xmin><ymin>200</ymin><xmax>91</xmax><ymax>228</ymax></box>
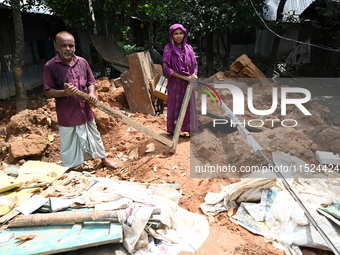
<box><xmin>0</xmin><ymin>78</ymin><xmax>335</xmax><ymax>255</ymax></box>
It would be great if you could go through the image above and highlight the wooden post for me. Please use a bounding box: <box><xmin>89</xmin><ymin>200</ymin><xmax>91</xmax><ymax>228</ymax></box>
<box><xmin>170</xmin><ymin>82</ymin><xmax>195</xmax><ymax>152</ymax></box>
<box><xmin>8</xmin><ymin>208</ymin><xmax>161</xmax><ymax>227</ymax></box>
<box><xmin>65</xmin><ymin>83</ymin><xmax>173</xmax><ymax>147</ymax></box>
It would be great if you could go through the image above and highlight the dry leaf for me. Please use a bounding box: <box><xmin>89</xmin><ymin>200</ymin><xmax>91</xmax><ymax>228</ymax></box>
<box><xmin>145</xmin><ymin>143</ymin><xmax>155</xmax><ymax>152</ymax></box>
<box><xmin>128</xmin><ymin>147</ymin><xmax>139</xmax><ymax>160</ymax></box>
<box><xmin>32</xmin><ymin>177</ymin><xmax>43</xmax><ymax>183</ymax></box>
<box><xmin>48</xmin><ymin>193</ymin><xmax>61</xmax><ymax>198</ymax></box>
<box><xmin>16</xmin><ymin>234</ymin><xmax>35</xmax><ymax>241</ymax></box>
<box><xmin>29</xmin><ymin>188</ymin><xmax>42</xmax><ymax>194</ymax></box>
<box><xmin>15</xmin><ymin>234</ymin><xmax>35</xmax><ymax>245</ymax></box>
<box><xmin>54</xmin><ymin>185</ymin><xmax>70</xmax><ymax>192</ymax></box>
<box><xmin>47</xmin><ymin>172</ymin><xmax>58</xmax><ymax>178</ymax></box>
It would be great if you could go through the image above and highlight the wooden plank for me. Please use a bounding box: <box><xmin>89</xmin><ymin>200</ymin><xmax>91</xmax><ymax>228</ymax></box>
<box><xmin>0</xmin><ymin>209</ymin><xmax>20</xmax><ymax>224</ymax></box>
<box><xmin>154</xmin><ymin>76</ymin><xmax>168</xmax><ymax>101</ymax></box>
<box><xmin>113</xmin><ymin>77</ymin><xmax>123</xmax><ymax>88</ymax></box>
<box><xmin>139</xmin><ymin>51</ymin><xmax>156</xmax><ymax>84</ymax></box>
<box><xmin>152</xmin><ymin>64</ymin><xmax>163</xmax><ymax>78</ymax></box>
<box><xmin>120</xmin><ymin>52</ymin><xmax>155</xmax><ymax>115</ymax></box>
<box><xmin>170</xmin><ymin>82</ymin><xmax>195</xmax><ymax>152</ymax></box>
<box><xmin>149</xmin><ymin>73</ymin><xmax>161</xmax><ymax>93</ymax></box>
<box><xmin>65</xmin><ymin>83</ymin><xmax>173</xmax><ymax>148</ymax></box>
<box><xmin>148</xmin><ymin>73</ymin><xmax>161</xmax><ymax>103</ymax></box>
<box><xmin>154</xmin><ymin>91</ymin><xmax>168</xmax><ymax>101</ymax></box>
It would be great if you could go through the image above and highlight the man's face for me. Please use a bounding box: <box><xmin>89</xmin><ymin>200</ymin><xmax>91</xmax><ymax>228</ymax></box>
<box><xmin>55</xmin><ymin>34</ymin><xmax>75</xmax><ymax>62</ymax></box>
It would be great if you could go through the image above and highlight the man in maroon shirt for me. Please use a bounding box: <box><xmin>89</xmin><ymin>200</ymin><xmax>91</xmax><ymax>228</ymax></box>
<box><xmin>43</xmin><ymin>31</ymin><xmax>118</xmax><ymax>169</ymax></box>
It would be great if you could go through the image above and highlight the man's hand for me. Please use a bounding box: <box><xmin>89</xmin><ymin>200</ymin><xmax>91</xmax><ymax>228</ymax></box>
<box><xmin>64</xmin><ymin>83</ymin><xmax>78</xmax><ymax>96</ymax></box>
<box><xmin>64</xmin><ymin>83</ymin><xmax>97</xmax><ymax>103</ymax></box>
<box><xmin>88</xmin><ymin>84</ymin><xmax>97</xmax><ymax>104</ymax></box>
<box><xmin>88</xmin><ymin>92</ymin><xmax>97</xmax><ymax>104</ymax></box>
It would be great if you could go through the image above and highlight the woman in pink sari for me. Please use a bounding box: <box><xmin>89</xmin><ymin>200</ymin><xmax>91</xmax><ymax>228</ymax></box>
<box><xmin>162</xmin><ymin>24</ymin><xmax>198</xmax><ymax>136</ymax></box>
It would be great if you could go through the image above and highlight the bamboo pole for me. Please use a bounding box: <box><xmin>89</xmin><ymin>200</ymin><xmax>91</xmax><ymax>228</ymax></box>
<box><xmin>65</xmin><ymin>83</ymin><xmax>173</xmax><ymax>148</ymax></box>
<box><xmin>9</xmin><ymin>208</ymin><xmax>161</xmax><ymax>227</ymax></box>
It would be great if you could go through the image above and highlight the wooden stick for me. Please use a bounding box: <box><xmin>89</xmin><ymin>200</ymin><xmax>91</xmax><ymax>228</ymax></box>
<box><xmin>8</xmin><ymin>208</ymin><xmax>161</xmax><ymax>227</ymax></box>
<box><xmin>170</xmin><ymin>82</ymin><xmax>195</xmax><ymax>152</ymax></box>
<box><xmin>65</xmin><ymin>83</ymin><xmax>173</xmax><ymax>148</ymax></box>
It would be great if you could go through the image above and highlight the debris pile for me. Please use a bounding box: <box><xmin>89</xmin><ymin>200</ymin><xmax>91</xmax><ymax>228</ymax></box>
<box><xmin>0</xmin><ymin>161</ymin><xmax>209</xmax><ymax>254</ymax></box>
<box><xmin>200</xmin><ymin>156</ymin><xmax>340</xmax><ymax>254</ymax></box>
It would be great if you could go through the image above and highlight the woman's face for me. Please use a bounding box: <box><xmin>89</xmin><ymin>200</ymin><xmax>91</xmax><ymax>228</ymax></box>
<box><xmin>172</xmin><ymin>28</ymin><xmax>184</xmax><ymax>45</ymax></box>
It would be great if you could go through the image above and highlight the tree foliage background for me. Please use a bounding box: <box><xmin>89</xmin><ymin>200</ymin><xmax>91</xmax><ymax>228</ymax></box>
<box><xmin>4</xmin><ymin>0</ymin><xmax>340</xmax><ymax>112</ymax></box>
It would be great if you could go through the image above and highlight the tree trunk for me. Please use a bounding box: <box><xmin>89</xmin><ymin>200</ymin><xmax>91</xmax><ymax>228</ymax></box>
<box><xmin>198</xmin><ymin>37</ymin><xmax>203</xmax><ymax>66</ymax></box>
<box><xmin>221</xmin><ymin>31</ymin><xmax>232</xmax><ymax>71</ymax></box>
<box><xmin>91</xmin><ymin>1</ymin><xmax>106</xmax><ymax>77</ymax></box>
<box><xmin>266</xmin><ymin>0</ymin><xmax>287</xmax><ymax>78</ymax></box>
<box><xmin>205</xmin><ymin>32</ymin><xmax>215</xmax><ymax>76</ymax></box>
<box><xmin>11</xmin><ymin>0</ymin><xmax>27</xmax><ymax>113</ymax></box>
<box><xmin>326</xmin><ymin>29</ymin><xmax>340</xmax><ymax>69</ymax></box>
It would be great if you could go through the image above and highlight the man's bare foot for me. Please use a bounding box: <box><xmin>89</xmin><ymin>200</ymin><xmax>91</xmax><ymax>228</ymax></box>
<box><xmin>102</xmin><ymin>158</ymin><xmax>119</xmax><ymax>168</ymax></box>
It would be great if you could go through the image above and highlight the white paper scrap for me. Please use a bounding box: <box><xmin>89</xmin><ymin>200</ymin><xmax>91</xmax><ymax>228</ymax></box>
<box><xmin>95</xmin><ymin>198</ymin><xmax>132</xmax><ymax>211</ymax></box>
<box><xmin>50</xmin><ymin>197</ymin><xmax>85</xmax><ymax>212</ymax></box>
<box><xmin>15</xmin><ymin>195</ymin><xmax>48</xmax><ymax>215</ymax></box>
<box><xmin>0</xmin><ymin>232</ymin><xmax>14</xmax><ymax>244</ymax></box>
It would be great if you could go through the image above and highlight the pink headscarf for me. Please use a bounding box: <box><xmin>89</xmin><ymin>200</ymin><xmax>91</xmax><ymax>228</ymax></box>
<box><xmin>168</xmin><ymin>24</ymin><xmax>197</xmax><ymax>75</ymax></box>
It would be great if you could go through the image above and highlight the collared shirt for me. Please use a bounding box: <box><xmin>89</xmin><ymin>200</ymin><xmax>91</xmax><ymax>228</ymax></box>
<box><xmin>43</xmin><ymin>54</ymin><xmax>96</xmax><ymax>127</ymax></box>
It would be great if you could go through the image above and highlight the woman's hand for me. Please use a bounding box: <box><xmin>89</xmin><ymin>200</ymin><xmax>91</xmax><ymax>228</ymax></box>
<box><xmin>188</xmin><ymin>74</ymin><xmax>197</xmax><ymax>83</ymax></box>
<box><xmin>172</xmin><ymin>73</ymin><xmax>197</xmax><ymax>83</ymax></box>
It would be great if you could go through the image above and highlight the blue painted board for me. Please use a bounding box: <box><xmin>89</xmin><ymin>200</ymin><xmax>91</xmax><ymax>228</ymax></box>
<box><xmin>0</xmin><ymin>222</ymin><xmax>122</xmax><ymax>255</ymax></box>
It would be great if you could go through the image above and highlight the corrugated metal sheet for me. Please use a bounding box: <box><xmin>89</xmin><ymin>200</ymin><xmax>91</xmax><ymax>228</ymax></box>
<box><xmin>0</xmin><ymin>0</ymin><xmax>52</xmax><ymax>14</ymax></box>
<box><xmin>0</xmin><ymin>63</ymin><xmax>44</xmax><ymax>100</ymax></box>
<box><xmin>90</xmin><ymin>34</ymin><xmax>129</xmax><ymax>73</ymax></box>
<box><xmin>264</xmin><ymin>0</ymin><xmax>316</xmax><ymax>20</ymax></box>
<box><xmin>0</xmin><ymin>222</ymin><xmax>122</xmax><ymax>255</ymax></box>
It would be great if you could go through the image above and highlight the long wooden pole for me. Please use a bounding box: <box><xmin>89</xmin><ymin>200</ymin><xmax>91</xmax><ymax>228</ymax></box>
<box><xmin>65</xmin><ymin>83</ymin><xmax>173</xmax><ymax>148</ymax></box>
<box><xmin>170</xmin><ymin>82</ymin><xmax>195</xmax><ymax>152</ymax></box>
<box><xmin>8</xmin><ymin>208</ymin><xmax>161</xmax><ymax>227</ymax></box>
